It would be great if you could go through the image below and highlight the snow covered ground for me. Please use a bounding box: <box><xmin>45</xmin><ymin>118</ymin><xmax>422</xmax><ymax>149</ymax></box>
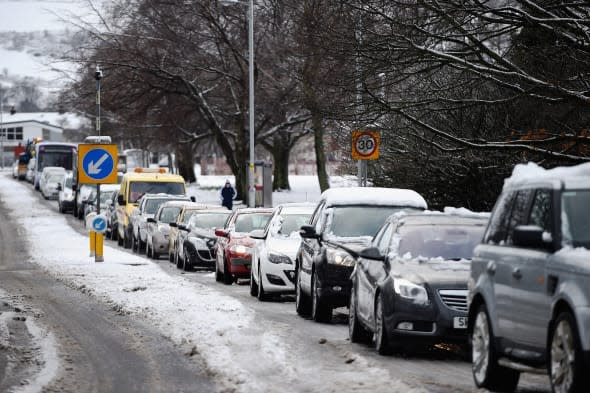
<box><xmin>0</xmin><ymin>174</ymin><xmax>424</xmax><ymax>393</ymax></box>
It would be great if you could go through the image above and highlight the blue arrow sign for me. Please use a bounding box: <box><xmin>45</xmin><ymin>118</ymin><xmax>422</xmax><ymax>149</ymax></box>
<box><xmin>82</xmin><ymin>148</ymin><xmax>114</xmax><ymax>180</ymax></box>
<box><xmin>91</xmin><ymin>216</ymin><xmax>107</xmax><ymax>233</ymax></box>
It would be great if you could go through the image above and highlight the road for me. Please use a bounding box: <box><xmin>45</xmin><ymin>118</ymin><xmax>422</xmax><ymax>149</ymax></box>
<box><xmin>0</xmin><ymin>194</ymin><xmax>214</xmax><ymax>393</ymax></box>
<box><xmin>0</xmin><ymin>174</ymin><xmax>551</xmax><ymax>393</ymax></box>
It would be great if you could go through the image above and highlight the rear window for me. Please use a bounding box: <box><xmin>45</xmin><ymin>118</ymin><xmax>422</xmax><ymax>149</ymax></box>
<box><xmin>129</xmin><ymin>181</ymin><xmax>185</xmax><ymax>203</ymax></box>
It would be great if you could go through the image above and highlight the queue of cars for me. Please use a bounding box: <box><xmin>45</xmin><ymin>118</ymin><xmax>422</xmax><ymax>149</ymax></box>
<box><xmin>19</xmin><ymin>159</ymin><xmax>589</xmax><ymax>393</ymax></box>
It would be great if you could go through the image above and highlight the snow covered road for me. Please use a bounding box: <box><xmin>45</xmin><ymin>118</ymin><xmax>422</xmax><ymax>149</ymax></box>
<box><xmin>0</xmin><ymin>173</ymin><xmax>551</xmax><ymax>393</ymax></box>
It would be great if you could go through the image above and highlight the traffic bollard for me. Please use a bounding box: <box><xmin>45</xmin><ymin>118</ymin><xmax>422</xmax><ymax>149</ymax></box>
<box><xmin>95</xmin><ymin>233</ymin><xmax>104</xmax><ymax>262</ymax></box>
<box><xmin>89</xmin><ymin>231</ymin><xmax>96</xmax><ymax>257</ymax></box>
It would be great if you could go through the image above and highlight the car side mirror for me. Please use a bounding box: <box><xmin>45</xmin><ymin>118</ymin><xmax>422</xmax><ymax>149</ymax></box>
<box><xmin>179</xmin><ymin>225</ymin><xmax>189</xmax><ymax>232</ymax></box>
<box><xmin>215</xmin><ymin>228</ymin><xmax>229</xmax><ymax>237</ymax></box>
<box><xmin>57</xmin><ymin>183</ymin><xmax>62</xmax><ymax>191</ymax></box>
<box><xmin>146</xmin><ymin>217</ymin><xmax>156</xmax><ymax>223</ymax></box>
<box><xmin>359</xmin><ymin>246</ymin><xmax>385</xmax><ymax>261</ymax></box>
<box><xmin>513</xmin><ymin>225</ymin><xmax>551</xmax><ymax>249</ymax></box>
<box><xmin>169</xmin><ymin>222</ymin><xmax>178</xmax><ymax>228</ymax></box>
<box><xmin>299</xmin><ymin>225</ymin><xmax>319</xmax><ymax>239</ymax></box>
<box><xmin>190</xmin><ymin>196</ymin><xmax>196</xmax><ymax>202</ymax></box>
<box><xmin>249</xmin><ymin>229</ymin><xmax>266</xmax><ymax>239</ymax></box>
<box><xmin>117</xmin><ymin>194</ymin><xmax>126</xmax><ymax>206</ymax></box>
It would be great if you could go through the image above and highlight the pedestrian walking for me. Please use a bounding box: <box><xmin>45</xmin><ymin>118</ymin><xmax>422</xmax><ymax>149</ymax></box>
<box><xmin>221</xmin><ymin>180</ymin><xmax>236</xmax><ymax>210</ymax></box>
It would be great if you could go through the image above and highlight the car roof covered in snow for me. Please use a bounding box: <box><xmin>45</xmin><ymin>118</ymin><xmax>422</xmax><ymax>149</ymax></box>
<box><xmin>505</xmin><ymin>162</ymin><xmax>590</xmax><ymax>190</ymax></box>
<box><xmin>319</xmin><ymin>187</ymin><xmax>427</xmax><ymax>209</ymax></box>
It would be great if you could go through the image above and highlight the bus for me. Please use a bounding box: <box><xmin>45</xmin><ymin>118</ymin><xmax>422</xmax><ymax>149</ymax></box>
<box><xmin>34</xmin><ymin>142</ymin><xmax>77</xmax><ymax>190</ymax></box>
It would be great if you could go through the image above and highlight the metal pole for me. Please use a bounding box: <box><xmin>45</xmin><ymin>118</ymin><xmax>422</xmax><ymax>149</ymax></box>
<box><xmin>355</xmin><ymin>2</ymin><xmax>363</xmax><ymax>187</ymax></box>
<box><xmin>247</xmin><ymin>0</ymin><xmax>256</xmax><ymax>207</ymax></box>
<box><xmin>95</xmin><ymin>65</ymin><xmax>102</xmax><ymax>216</ymax></box>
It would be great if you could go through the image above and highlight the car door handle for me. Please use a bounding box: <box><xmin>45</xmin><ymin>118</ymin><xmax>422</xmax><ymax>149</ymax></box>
<box><xmin>512</xmin><ymin>268</ymin><xmax>522</xmax><ymax>280</ymax></box>
<box><xmin>486</xmin><ymin>261</ymin><xmax>496</xmax><ymax>275</ymax></box>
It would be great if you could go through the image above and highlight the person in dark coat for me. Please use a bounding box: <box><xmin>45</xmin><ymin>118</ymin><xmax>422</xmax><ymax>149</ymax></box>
<box><xmin>220</xmin><ymin>180</ymin><xmax>236</xmax><ymax>210</ymax></box>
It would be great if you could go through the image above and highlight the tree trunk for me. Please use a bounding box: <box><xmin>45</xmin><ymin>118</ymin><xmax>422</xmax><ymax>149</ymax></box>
<box><xmin>272</xmin><ymin>142</ymin><xmax>291</xmax><ymax>191</ymax></box>
<box><xmin>311</xmin><ymin>110</ymin><xmax>329</xmax><ymax>192</ymax></box>
<box><xmin>177</xmin><ymin>143</ymin><xmax>196</xmax><ymax>183</ymax></box>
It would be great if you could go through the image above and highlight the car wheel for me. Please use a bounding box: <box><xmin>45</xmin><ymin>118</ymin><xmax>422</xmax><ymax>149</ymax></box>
<box><xmin>472</xmin><ymin>304</ymin><xmax>520</xmax><ymax>392</ymax></box>
<box><xmin>169</xmin><ymin>247</ymin><xmax>174</xmax><ymax>263</ymax></box>
<box><xmin>549</xmin><ymin>312</ymin><xmax>588</xmax><ymax>393</ymax></box>
<box><xmin>222</xmin><ymin>258</ymin><xmax>233</xmax><ymax>285</ymax></box>
<box><xmin>349</xmin><ymin>285</ymin><xmax>372</xmax><ymax>344</ymax></box>
<box><xmin>182</xmin><ymin>246</ymin><xmax>192</xmax><ymax>271</ymax></box>
<box><xmin>151</xmin><ymin>241</ymin><xmax>159</xmax><ymax>259</ymax></box>
<box><xmin>176</xmin><ymin>246</ymin><xmax>184</xmax><ymax>269</ymax></box>
<box><xmin>374</xmin><ymin>293</ymin><xmax>393</xmax><ymax>355</ymax></box>
<box><xmin>112</xmin><ymin>225</ymin><xmax>118</xmax><ymax>241</ymax></box>
<box><xmin>257</xmin><ymin>263</ymin><xmax>269</xmax><ymax>301</ymax></box>
<box><xmin>295</xmin><ymin>266</ymin><xmax>311</xmax><ymax>316</ymax></box>
<box><xmin>215</xmin><ymin>258</ymin><xmax>223</xmax><ymax>282</ymax></box>
<box><xmin>117</xmin><ymin>231</ymin><xmax>123</xmax><ymax>246</ymax></box>
<box><xmin>131</xmin><ymin>233</ymin><xmax>137</xmax><ymax>252</ymax></box>
<box><xmin>311</xmin><ymin>270</ymin><xmax>332</xmax><ymax>323</ymax></box>
<box><xmin>124</xmin><ymin>227</ymin><xmax>132</xmax><ymax>249</ymax></box>
<box><xmin>249</xmin><ymin>268</ymin><xmax>258</xmax><ymax>297</ymax></box>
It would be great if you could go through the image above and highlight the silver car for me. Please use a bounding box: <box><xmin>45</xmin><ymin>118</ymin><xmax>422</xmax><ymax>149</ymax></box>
<box><xmin>468</xmin><ymin>165</ymin><xmax>590</xmax><ymax>393</ymax></box>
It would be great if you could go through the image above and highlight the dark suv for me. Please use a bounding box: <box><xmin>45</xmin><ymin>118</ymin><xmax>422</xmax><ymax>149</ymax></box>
<box><xmin>296</xmin><ymin>187</ymin><xmax>427</xmax><ymax>323</ymax></box>
<box><xmin>468</xmin><ymin>164</ymin><xmax>590</xmax><ymax>393</ymax></box>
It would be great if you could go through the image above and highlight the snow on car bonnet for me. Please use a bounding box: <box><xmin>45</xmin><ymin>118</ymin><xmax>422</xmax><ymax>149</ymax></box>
<box><xmin>321</xmin><ymin>187</ymin><xmax>427</xmax><ymax>208</ymax></box>
<box><xmin>505</xmin><ymin>162</ymin><xmax>590</xmax><ymax>188</ymax></box>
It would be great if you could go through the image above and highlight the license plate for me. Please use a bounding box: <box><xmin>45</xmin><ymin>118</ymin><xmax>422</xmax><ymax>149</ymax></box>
<box><xmin>453</xmin><ymin>316</ymin><xmax>467</xmax><ymax>329</ymax></box>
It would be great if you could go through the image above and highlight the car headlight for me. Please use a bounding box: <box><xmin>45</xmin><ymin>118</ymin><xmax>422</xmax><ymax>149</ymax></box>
<box><xmin>326</xmin><ymin>248</ymin><xmax>355</xmax><ymax>267</ymax></box>
<box><xmin>268</xmin><ymin>252</ymin><xmax>292</xmax><ymax>265</ymax></box>
<box><xmin>393</xmin><ymin>279</ymin><xmax>429</xmax><ymax>305</ymax></box>
<box><xmin>230</xmin><ymin>245</ymin><xmax>252</xmax><ymax>256</ymax></box>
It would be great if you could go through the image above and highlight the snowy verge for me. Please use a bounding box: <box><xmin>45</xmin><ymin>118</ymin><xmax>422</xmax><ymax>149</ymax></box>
<box><xmin>0</xmin><ymin>175</ymin><xmax>425</xmax><ymax>393</ymax></box>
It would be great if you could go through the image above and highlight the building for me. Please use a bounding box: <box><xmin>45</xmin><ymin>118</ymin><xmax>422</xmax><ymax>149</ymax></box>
<box><xmin>0</xmin><ymin>112</ymin><xmax>79</xmax><ymax>166</ymax></box>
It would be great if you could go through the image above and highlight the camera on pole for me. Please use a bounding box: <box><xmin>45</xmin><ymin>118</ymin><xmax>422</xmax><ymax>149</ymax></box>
<box><xmin>95</xmin><ymin>65</ymin><xmax>103</xmax><ymax>81</ymax></box>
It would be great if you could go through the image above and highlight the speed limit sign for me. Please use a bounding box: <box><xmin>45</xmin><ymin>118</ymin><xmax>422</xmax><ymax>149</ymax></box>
<box><xmin>352</xmin><ymin>130</ymin><xmax>380</xmax><ymax>160</ymax></box>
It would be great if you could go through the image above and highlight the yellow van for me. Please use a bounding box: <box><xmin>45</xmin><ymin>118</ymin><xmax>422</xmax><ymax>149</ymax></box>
<box><xmin>116</xmin><ymin>168</ymin><xmax>189</xmax><ymax>248</ymax></box>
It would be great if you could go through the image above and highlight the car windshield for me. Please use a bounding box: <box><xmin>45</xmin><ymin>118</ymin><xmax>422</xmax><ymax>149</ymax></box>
<box><xmin>48</xmin><ymin>175</ymin><xmax>62</xmax><ymax>183</ymax></box>
<box><xmin>159</xmin><ymin>207</ymin><xmax>182</xmax><ymax>224</ymax></box>
<box><xmin>189</xmin><ymin>212</ymin><xmax>231</xmax><ymax>229</ymax></box>
<box><xmin>561</xmin><ymin>190</ymin><xmax>590</xmax><ymax>248</ymax></box>
<box><xmin>144</xmin><ymin>199</ymin><xmax>169</xmax><ymax>214</ymax></box>
<box><xmin>129</xmin><ymin>181</ymin><xmax>185</xmax><ymax>203</ymax></box>
<box><xmin>100</xmin><ymin>191</ymin><xmax>115</xmax><ymax>204</ymax></box>
<box><xmin>397</xmin><ymin>224</ymin><xmax>485</xmax><ymax>260</ymax></box>
<box><xmin>274</xmin><ymin>214</ymin><xmax>311</xmax><ymax>236</ymax></box>
<box><xmin>234</xmin><ymin>213</ymin><xmax>272</xmax><ymax>233</ymax></box>
<box><xmin>327</xmin><ymin>206</ymin><xmax>419</xmax><ymax>238</ymax></box>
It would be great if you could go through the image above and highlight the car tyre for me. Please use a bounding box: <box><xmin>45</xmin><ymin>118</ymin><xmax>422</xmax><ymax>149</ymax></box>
<box><xmin>471</xmin><ymin>304</ymin><xmax>520</xmax><ymax>392</ymax></box>
<box><xmin>549</xmin><ymin>311</ymin><xmax>588</xmax><ymax>393</ymax></box>
<box><xmin>311</xmin><ymin>270</ymin><xmax>332</xmax><ymax>323</ymax></box>
<box><xmin>257</xmin><ymin>263</ymin><xmax>269</xmax><ymax>301</ymax></box>
<box><xmin>222</xmin><ymin>259</ymin><xmax>233</xmax><ymax>285</ymax></box>
<box><xmin>131</xmin><ymin>233</ymin><xmax>138</xmax><ymax>252</ymax></box>
<box><xmin>349</xmin><ymin>285</ymin><xmax>372</xmax><ymax>344</ymax></box>
<box><xmin>117</xmin><ymin>231</ymin><xmax>123</xmax><ymax>246</ymax></box>
<box><xmin>176</xmin><ymin>246</ymin><xmax>184</xmax><ymax>269</ymax></box>
<box><xmin>124</xmin><ymin>227</ymin><xmax>132</xmax><ymax>249</ymax></box>
<box><xmin>182</xmin><ymin>246</ymin><xmax>192</xmax><ymax>271</ymax></box>
<box><xmin>215</xmin><ymin>258</ymin><xmax>223</xmax><ymax>282</ymax></box>
<box><xmin>374</xmin><ymin>293</ymin><xmax>393</xmax><ymax>355</ymax></box>
<box><xmin>295</xmin><ymin>266</ymin><xmax>311</xmax><ymax>316</ymax></box>
<box><xmin>249</xmin><ymin>269</ymin><xmax>258</xmax><ymax>297</ymax></box>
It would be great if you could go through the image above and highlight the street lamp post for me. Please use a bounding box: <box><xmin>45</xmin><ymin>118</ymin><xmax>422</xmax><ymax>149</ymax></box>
<box><xmin>247</xmin><ymin>0</ymin><xmax>255</xmax><ymax>207</ymax></box>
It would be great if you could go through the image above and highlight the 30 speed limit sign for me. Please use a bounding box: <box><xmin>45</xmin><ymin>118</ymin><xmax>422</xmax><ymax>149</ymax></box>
<box><xmin>352</xmin><ymin>130</ymin><xmax>380</xmax><ymax>160</ymax></box>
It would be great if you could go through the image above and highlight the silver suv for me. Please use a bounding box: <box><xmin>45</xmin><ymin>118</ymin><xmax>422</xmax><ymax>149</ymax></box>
<box><xmin>468</xmin><ymin>164</ymin><xmax>590</xmax><ymax>393</ymax></box>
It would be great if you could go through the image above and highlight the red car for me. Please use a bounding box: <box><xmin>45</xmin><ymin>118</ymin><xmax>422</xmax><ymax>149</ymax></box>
<box><xmin>215</xmin><ymin>208</ymin><xmax>274</xmax><ymax>285</ymax></box>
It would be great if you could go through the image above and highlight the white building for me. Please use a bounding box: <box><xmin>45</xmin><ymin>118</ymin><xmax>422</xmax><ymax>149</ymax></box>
<box><xmin>0</xmin><ymin>112</ymin><xmax>84</xmax><ymax>165</ymax></box>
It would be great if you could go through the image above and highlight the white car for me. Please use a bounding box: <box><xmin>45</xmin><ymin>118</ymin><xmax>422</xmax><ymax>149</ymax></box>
<box><xmin>38</xmin><ymin>166</ymin><xmax>66</xmax><ymax>195</ymax></box>
<box><xmin>249</xmin><ymin>203</ymin><xmax>315</xmax><ymax>301</ymax></box>
<box><xmin>57</xmin><ymin>172</ymin><xmax>75</xmax><ymax>213</ymax></box>
<box><xmin>75</xmin><ymin>184</ymin><xmax>96</xmax><ymax>219</ymax></box>
<box><xmin>25</xmin><ymin>158</ymin><xmax>36</xmax><ymax>183</ymax></box>
<box><xmin>41</xmin><ymin>172</ymin><xmax>65</xmax><ymax>200</ymax></box>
